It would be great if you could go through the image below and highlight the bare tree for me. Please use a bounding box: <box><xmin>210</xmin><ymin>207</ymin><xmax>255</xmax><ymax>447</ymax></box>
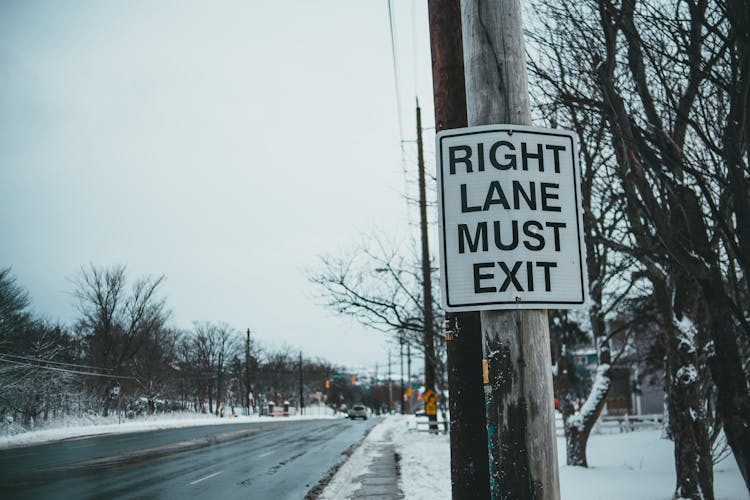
<box><xmin>72</xmin><ymin>264</ymin><xmax>169</xmax><ymax>414</ymax></box>
<box><xmin>133</xmin><ymin>326</ymin><xmax>179</xmax><ymax>414</ymax></box>
<box><xmin>528</xmin><ymin>0</ymin><xmax>749</xmax><ymax>495</ymax></box>
<box><xmin>528</xmin><ymin>25</ymin><xmax>645</xmax><ymax>468</ymax></box>
<box><xmin>174</xmin><ymin>330</ymin><xmax>199</xmax><ymax>411</ymax></box>
<box><xmin>0</xmin><ymin>269</ymin><xmax>79</xmax><ymax>426</ymax></box>
<box><xmin>191</xmin><ymin>321</ymin><xmax>238</xmax><ymax>416</ymax></box>
<box><xmin>308</xmin><ymin>233</ymin><xmax>446</xmax><ymax>392</ymax></box>
<box><xmin>310</xmin><ymin>235</ymin><xmax>427</xmax><ymax>335</ymax></box>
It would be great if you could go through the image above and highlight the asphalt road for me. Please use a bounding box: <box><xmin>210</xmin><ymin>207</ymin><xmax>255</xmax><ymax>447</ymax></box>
<box><xmin>0</xmin><ymin>417</ymin><xmax>379</xmax><ymax>499</ymax></box>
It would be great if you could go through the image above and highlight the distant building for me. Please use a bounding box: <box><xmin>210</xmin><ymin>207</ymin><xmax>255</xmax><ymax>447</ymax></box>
<box><xmin>571</xmin><ymin>326</ymin><xmax>664</xmax><ymax>417</ymax></box>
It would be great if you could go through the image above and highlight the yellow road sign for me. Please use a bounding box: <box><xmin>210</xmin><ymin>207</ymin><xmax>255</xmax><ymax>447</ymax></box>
<box><xmin>423</xmin><ymin>389</ymin><xmax>438</xmax><ymax>404</ymax></box>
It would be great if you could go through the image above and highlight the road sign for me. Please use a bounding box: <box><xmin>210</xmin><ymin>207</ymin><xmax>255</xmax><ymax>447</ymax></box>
<box><xmin>425</xmin><ymin>402</ymin><xmax>437</xmax><ymax>416</ymax></box>
<box><xmin>436</xmin><ymin>124</ymin><xmax>588</xmax><ymax>311</ymax></box>
<box><xmin>423</xmin><ymin>389</ymin><xmax>438</xmax><ymax>404</ymax></box>
<box><xmin>423</xmin><ymin>390</ymin><xmax>438</xmax><ymax>415</ymax></box>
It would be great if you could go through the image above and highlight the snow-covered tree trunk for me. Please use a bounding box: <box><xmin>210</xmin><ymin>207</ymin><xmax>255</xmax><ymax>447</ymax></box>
<box><xmin>565</xmin><ymin>359</ymin><xmax>611</xmax><ymax>466</ymax></box>
<box><xmin>562</xmin><ymin>290</ymin><xmax>612</xmax><ymax>468</ymax></box>
<box><xmin>703</xmin><ymin>290</ymin><xmax>750</xmax><ymax>491</ymax></box>
<box><xmin>666</xmin><ymin>315</ymin><xmax>714</xmax><ymax>500</ymax></box>
<box><xmin>653</xmin><ymin>267</ymin><xmax>714</xmax><ymax>500</ymax></box>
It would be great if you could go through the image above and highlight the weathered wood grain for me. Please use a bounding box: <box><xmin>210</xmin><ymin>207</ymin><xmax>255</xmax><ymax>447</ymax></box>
<box><xmin>462</xmin><ymin>1</ymin><xmax>561</xmax><ymax>498</ymax></box>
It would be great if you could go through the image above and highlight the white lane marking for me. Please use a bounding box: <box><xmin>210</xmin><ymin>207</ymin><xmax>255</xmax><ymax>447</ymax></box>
<box><xmin>188</xmin><ymin>470</ymin><xmax>223</xmax><ymax>485</ymax></box>
<box><xmin>258</xmin><ymin>451</ymin><xmax>273</xmax><ymax>458</ymax></box>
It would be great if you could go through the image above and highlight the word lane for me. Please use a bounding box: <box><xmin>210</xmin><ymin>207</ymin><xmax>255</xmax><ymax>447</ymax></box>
<box><xmin>437</xmin><ymin>125</ymin><xmax>588</xmax><ymax>311</ymax></box>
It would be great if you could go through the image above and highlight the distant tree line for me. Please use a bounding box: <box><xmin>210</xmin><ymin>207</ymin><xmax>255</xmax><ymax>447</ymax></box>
<box><xmin>0</xmin><ymin>265</ymin><xmax>350</xmax><ymax>427</ymax></box>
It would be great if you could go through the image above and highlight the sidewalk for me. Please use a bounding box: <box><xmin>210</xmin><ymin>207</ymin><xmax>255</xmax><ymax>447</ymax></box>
<box><xmin>350</xmin><ymin>442</ymin><xmax>401</xmax><ymax>499</ymax></box>
<box><xmin>318</xmin><ymin>417</ymin><xmax>403</xmax><ymax>499</ymax></box>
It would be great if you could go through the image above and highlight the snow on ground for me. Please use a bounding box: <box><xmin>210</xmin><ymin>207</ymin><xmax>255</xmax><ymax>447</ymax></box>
<box><xmin>558</xmin><ymin>430</ymin><xmax>745</xmax><ymax>500</ymax></box>
<box><xmin>396</xmin><ymin>416</ymin><xmax>451</xmax><ymax>500</ymax></box>
<box><xmin>385</xmin><ymin>415</ymin><xmax>747</xmax><ymax>500</ymax></box>
<box><xmin>0</xmin><ymin>404</ymin><xmax>338</xmax><ymax>449</ymax></box>
<box><xmin>3</xmin><ymin>409</ymin><xmax>746</xmax><ymax>500</ymax></box>
<box><xmin>319</xmin><ymin>416</ymin><xmax>398</xmax><ymax>499</ymax></box>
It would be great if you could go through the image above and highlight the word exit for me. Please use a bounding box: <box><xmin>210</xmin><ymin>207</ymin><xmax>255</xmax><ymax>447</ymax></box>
<box><xmin>437</xmin><ymin>125</ymin><xmax>588</xmax><ymax>311</ymax></box>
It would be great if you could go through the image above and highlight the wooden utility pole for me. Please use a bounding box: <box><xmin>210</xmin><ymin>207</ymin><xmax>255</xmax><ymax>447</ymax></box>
<box><xmin>400</xmin><ymin>334</ymin><xmax>405</xmax><ymax>414</ymax></box>
<box><xmin>406</xmin><ymin>344</ymin><xmax>411</xmax><ymax>402</ymax></box>
<box><xmin>427</xmin><ymin>0</ymin><xmax>490</xmax><ymax>496</ymax></box>
<box><xmin>298</xmin><ymin>351</ymin><xmax>304</xmax><ymax>416</ymax></box>
<box><xmin>388</xmin><ymin>349</ymin><xmax>393</xmax><ymax>412</ymax></box>
<box><xmin>461</xmin><ymin>1</ymin><xmax>561</xmax><ymax>498</ymax></box>
<box><xmin>245</xmin><ymin>328</ymin><xmax>251</xmax><ymax>415</ymax></box>
<box><xmin>416</xmin><ymin>101</ymin><xmax>439</xmax><ymax>430</ymax></box>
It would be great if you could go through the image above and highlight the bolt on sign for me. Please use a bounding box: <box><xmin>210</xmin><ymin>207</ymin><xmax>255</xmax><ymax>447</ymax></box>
<box><xmin>436</xmin><ymin>125</ymin><xmax>588</xmax><ymax>311</ymax></box>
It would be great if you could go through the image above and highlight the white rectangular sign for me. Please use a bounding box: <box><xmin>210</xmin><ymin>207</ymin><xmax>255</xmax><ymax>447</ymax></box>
<box><xmin>437</xmin><ymin>124</ymin><xmax>588</xmax><ymax>311</ymax></box>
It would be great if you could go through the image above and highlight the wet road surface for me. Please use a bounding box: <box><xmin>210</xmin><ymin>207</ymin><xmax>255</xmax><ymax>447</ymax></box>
<box><xmin>0</xmin><ymin>417</ymin><xmax>378</xmax><ymax>499</ymax></box>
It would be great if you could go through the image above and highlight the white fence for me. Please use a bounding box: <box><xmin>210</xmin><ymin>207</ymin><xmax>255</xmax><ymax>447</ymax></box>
<box><xmin>555</xmin><ymin>413</ymin><xmax>663</xmax><ymax>436</ymax></box>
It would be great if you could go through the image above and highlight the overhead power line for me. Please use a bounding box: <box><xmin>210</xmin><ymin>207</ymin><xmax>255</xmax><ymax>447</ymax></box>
<box><xmin>0</xmin><ymin>356</ymin><xmax>139</xmax><ymax>381</ymax></box>
<box><xmin>411</xmin><ymin>0</ymin><xmax>418</xmax><ymax>100</ymax></box>
<box><xmin>0</xmin><ymin>352</ymin><xmax>113</xmax><ymax>372</ymax></box>
<box><xmin>387</xmin><ymin>0</ymin><xmax>420</xmax><ymax>248</ymax></box>
<box><xmin>387</xmin><ymin>0</ymin><xmax>405</xmax><ymax>144</ymax></box>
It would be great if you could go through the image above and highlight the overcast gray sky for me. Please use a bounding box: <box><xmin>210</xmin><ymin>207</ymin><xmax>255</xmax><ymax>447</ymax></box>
<box><xmin>0</xmin><ymin>0</ymin><xmax>437</xmax><ymax>370</ymax></box>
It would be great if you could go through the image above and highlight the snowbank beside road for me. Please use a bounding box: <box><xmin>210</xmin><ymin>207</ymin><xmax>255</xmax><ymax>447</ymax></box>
<box><xmin>0</xmin><ymin>408</ymin><xmax>339</xmax><ymax>450</ymax></box>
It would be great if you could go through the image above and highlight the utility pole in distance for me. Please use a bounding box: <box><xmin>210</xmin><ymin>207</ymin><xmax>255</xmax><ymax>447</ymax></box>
<box><xmin>299</xmin><ymin>351</ymin><xmax>304</xmax><ymax>416</ymax></box>
<box><xmin>246</xmin><ymin>329</ymin><xmax>251</xmax><ymax>415</ymax></box>
<box><xmin>461</xmin><ymin>1</ymin><xmax>561</xmax><ymax>498</ymax></box>
<box><xmin>416</xmin><ymin>100</ymin><xmax>438</xmax><ymax>431</ymax></box>
<box><xmin>406</xmin><ymin>344</ymin><xmax>411</xmax><ymax>413</ymax></box>
<box><xmin>388</xmin><ymin>349</ymin><xmax>393</xmax><ymax>412</ymax></box>
<box><xmin>399</xmin><ymin>334</ymin><xmax>405</xmax><ymax>414</ymax></box>
<box><xmin>427</xmin><ymin>0</ymin><xmax>490</xmax><ymax>496</ymax></box>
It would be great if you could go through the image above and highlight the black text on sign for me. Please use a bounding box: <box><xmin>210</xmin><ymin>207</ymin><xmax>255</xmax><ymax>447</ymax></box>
<box><xmin>436</xmin><ymin>125</ymin><xmax>588</xmax><ymax>311</ymax></box>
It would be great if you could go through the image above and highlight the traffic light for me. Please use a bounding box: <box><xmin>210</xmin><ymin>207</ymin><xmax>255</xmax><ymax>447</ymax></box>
<box><xmin>351</xmin><ymin>376</ymin><xmax>356</xmax><ymax>385</ymax></box>
<box><xmin>325</xmin><ymin>380</ymin><xmax>330</xmax><ymax>389</ymax></box>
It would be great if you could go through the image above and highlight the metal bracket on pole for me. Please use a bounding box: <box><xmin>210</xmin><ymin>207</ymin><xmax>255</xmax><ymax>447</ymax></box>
<box><xmin>444</xmin><ymin>318</ymin><xmax>460</xmax><ymax>341</ymax></box>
